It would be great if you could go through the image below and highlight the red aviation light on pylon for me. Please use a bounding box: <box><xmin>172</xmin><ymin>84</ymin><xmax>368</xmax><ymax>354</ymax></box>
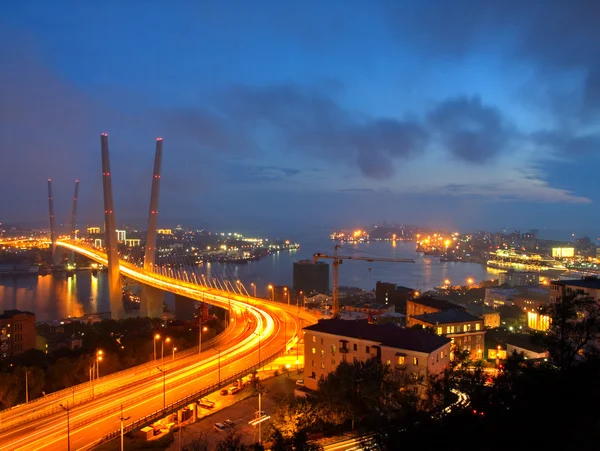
<box><xmin>101</xmin><ymin>132</ymin><xmax>108</xmax><ymax>137</ymax></box>
<box><xmin>157</xmin><ymin>137</ymin><xmax>163</xmax><ymax>141</ymax></box>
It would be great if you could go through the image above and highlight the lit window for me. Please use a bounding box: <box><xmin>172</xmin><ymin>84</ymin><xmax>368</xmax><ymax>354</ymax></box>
<box><xmin>446</xmin><ymin>326</ymin><xmax>450</xmax><ymax>334</ymax></box>
<box><xmin>413</xmin><ymin>357</ymin><xmax>419</xmax><ymax>365</ymax></box>
<box><xmin>321</xmin><ymin>349</ymin><xmax>325</xmax><ymax>357</ymax></box>
<box><xmin>476</xmin><ymin>323</ymin><xmax>481</xmax><ymax>331</ymax></box>
<box><xmin>321</xmin><ymin>362</ymin><xmax>325</xmax><ymax>369</ymax></box>
<box><xmin>331</xmin><ymin>345</ymin><xmax>337</xmax><ymax>354</ymax></box>
<box><xmin>450</xmin><ymin>326</ymin><xmax>455</xmax><ymax>333</ymax></box>
<box><xmin>386</xmin><ymin>360</ymin><xmax>391</xmax><ymax>365</ymax></box>
<box><xmin>312</xmin><ymin>347</ymin><xmax>316</xmax><ymax>355</ymax></box>
<box><xmin>437</xmin><ymin>327</ymin><xmax>442</xmax><ymax>335</ymax></box>
<box><xmin>398</xmin><ymin>356</ymin><xmax>405</xmax><ymax>365</ymax></box>
<box><xmin>312</xmin><ymin>336</ymin><xmax>316</xmax><ymax>343</ymax></box>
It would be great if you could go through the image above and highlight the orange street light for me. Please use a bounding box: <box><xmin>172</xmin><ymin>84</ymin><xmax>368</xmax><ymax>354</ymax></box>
<box><xmin>467</xmin><ymin>278</ymin><xmax>474</xmax><ymax>285</ymax></box>
<box><xmin>153</xmin><ymin>334</ymin><xmax>161</xmax><ymax>361</ymax></box>
<box><xmin>268</xmin><ymin>284</ymin><xmax>274</xmax><ymax>302</ymax></box>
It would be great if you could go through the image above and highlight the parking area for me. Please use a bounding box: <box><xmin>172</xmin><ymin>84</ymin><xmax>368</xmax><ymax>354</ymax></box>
<box><xmin>170</xmin><ymin>372</ymin><xmax>302</xmax><ymax>450</ymax></box>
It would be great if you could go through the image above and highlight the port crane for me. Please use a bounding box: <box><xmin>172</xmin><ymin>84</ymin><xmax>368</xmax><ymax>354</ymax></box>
<box><xmin>313</xmin><ymin>244</ymin><xmax>414</xmax><ymax>316</ymax></box>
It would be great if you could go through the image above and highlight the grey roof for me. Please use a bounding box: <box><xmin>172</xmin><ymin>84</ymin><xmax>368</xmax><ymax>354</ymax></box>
<box><xmin>412</xmin><ymin>310</ymin><xmax>482</xmax><ymax>325</ymax></box>
<box><xmin>304</xmin><ymin>319</ymin><xmax>450</xmax><ymax>353</ymax></box>
<box><xmin>409</xmin><ymin>297</ymin><xmax>465</xmax><ymax>311</ymax></box>
<box><xmin>552</xmin><ymin>278</ymin><xmax>600</xmax><ymax>290</ymax></box>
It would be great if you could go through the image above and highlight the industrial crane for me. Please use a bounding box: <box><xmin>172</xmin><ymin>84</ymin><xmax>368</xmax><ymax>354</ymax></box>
<box><xmin>313</xmin><ymin>244</ymin><xmax>414</xmax><ymax>316</ymax></box>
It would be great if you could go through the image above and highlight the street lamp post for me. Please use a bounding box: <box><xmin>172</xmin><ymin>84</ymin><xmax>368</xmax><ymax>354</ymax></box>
<box><xmin>199</xmin><ymin>325</ymin><xmax>208</xmax><ymax>356</ymax></box>
<box><xmin>96</xmin><ymin>350</ymin><xmax>103</xmax><ymax>380</ymax></box>
<box><xmin>268</xmin><ymin>284</ymin><xmax>273</xmax><ymax>302</ymax></box>
<box><xmin>172</xmin><ymin>346</ymin><xmax>177</xmax><ymax>364</ymax></box>
<box><xmin>154</xmin><ymin>333</ymin><xmax>160</xmax><ymax>361</ymax></box>
<box><xmin>157</xmin><ymin>367</ymin><xmax>166</xmax><ymax>410</ymax></box>
<box><xmin>60</xmin><ymin>402</ymin><xmax>71</xmax><ymax>451</ymax></box>
<box><xmin>119</xmin><ymin>404</ymin><xmax>130</xmax><ymax>451</ymax></box>
<box><xmin>25</xmin><ymin>368</ymin><xmax>29</xmax><ymax>403</ymax></box>
<box><xmin>250</xmin><ymin>282</ymin><xmax>256</xmax><ymax>298</ymax></box>
<box><xmin>163</xmin><ymin>337</ymin><xmax>171</xmax><ymax>367</ymax></box>
<box><xmin>284</xmin><ymin>287</ymin><xmax>289</xmax><ymax>306</ymax></box>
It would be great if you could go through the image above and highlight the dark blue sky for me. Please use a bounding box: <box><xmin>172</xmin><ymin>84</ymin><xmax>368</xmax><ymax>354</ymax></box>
<box><xmin>1</xmin><ymin>1</ymin><xmax>599</xmax><ymax>237</ymax></box>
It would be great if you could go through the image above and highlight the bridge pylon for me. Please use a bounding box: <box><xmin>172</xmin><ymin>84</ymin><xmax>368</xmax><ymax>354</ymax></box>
<box><xmin>47</xmin><ymin>179</ymin><xmax>57</xmax><ymax>263</ymax></box>
<box><xmin>101</xmin><ymin>133</ymin><xmax>124</xmax><ymax>319</ymax></box>
<box><xmin>141</xmin><ymin>138</ymin><xmax>164</xmax><ymax>318</ymax></box>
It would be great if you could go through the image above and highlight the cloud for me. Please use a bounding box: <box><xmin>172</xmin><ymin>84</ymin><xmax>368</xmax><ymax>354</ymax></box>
<box><xmin>532</xmin><ymin>130</ymin><xmax>600</xmax><ymax>155</ymax></box>
<box><xmin>428</xmin><ymin>96</ymin><xmax>510</xmax><ymax>163</ymax></box>
<box><xmin>387</xmin><ymin>0</ymin><xmax>600</xmax><ymax>122</ymax></box>
<box><xmin>223</xmin><ymin>163</ymin><xmax>302</xmax><ymax>183</ymax></box>
<box><xmin>171</xmin><ymin>84</ymin><xmax>429</xmax><ymax>180</ymax></box>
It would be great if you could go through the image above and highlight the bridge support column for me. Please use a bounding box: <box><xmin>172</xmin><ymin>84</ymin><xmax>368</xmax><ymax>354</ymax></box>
<box><xmin>174</xmin><ymin>295</ymin><xmax>196</xmax><ymax>321</ymax></box>
<box><xmin>192</xmin><ymin>403</ymin><xmax>198</xmax><ymax>422</ymax></box>
<box><xmin>141</xmin><ymin>285</ymin><xmax>164</xmax><ymax>318</ymax></box>
<box><xmin>101</xmin><ymin>133</ymin><xmax>124</xmax><ymax>320</ymax></box>
<box><xmin>141</xmin><ymin>138</ymin><xmax>163</xmax><ymax>318</ymax></box>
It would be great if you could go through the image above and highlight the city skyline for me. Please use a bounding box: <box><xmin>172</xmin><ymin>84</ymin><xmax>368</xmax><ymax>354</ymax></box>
<box><xmin>2</xmin><ymin>1</ymin><xmax>599</xmax><ymax>235</ymax></box>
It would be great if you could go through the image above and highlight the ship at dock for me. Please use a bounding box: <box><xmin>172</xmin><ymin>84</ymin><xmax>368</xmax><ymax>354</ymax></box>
<box><xmin>487</xmin><ymin>249</ymin><xmax>567</xmax><ymax>275</ymax></box>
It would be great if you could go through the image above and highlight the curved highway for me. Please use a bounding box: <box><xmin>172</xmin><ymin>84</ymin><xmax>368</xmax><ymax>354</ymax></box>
<box><xmin>0</xmin><ymin>240</ymin><xmax>318</xmax><ymax>450</ymax></box>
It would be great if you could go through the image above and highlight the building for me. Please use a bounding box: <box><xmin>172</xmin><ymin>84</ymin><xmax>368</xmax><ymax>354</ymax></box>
<box><xmin>157</xmin><ymin>229</ymin><xmax>173</xmax><ymax>235</ymax></box>
<box><xmin>0</xmin><ymin>310</ymin><xmax>36</xmax><ymax>358</ymax></box>
<box><xmin>513</xmin><ymin>288</ymin><xmax>551</xmax><ymax>331</ymax></box>
<box><xmin>87</xmin><ymin>226</ymin><xmax>101</xmax><ymax>235</ymax></box>
<box><xmin>409</xmin><ymin>310</ymin><xmax>486</xmax><ymax>359</ymax></box>
<box><xmin>506</xmin><ymin>335</ymin><xmax>549</xmax><ymax>360</ymax></box>
<box><xmin>124</xmin><ymin>238</ymin><xmax>141</xmax><ymax>247</ymax></box>
<box><xmin>484</xmin><ymin>287</ymin><xmax>519</xmax><ymax>307</ymax></box>
<box><xmin>375</xmin><ymin>282</ymin><xmax>417</xmax><ymax>311</ymax></box>
<box><xmin>466</xmin><ymin>304</ymin><xmax>501</xmax><ymax>329</ymax></box>
<box><xmin>406</xmin><ymin>297</ymin><xmax>465</xmax><ymax>320</ymax></box>
<box><xmin>293</xmin><ymin>260</ymin><xmax>329</xmax><ymax>295</ymax></box>
<box><xmin>550</xmin><ymin>277</ymin><xmax>600</xmax><ymax>303</ymax></box>
<box><xmin>303</xmin><ymin>319</ymin><xmax>451</xmax><ymax>395</ymax></box>
<box><xmin>498</xmin><ymin>270</ymin><xmax>539</xmax><ymax>287</ymax></box>
<box><xmin>551</xmin><ymin>247</ymin><xmax>575</xmax><ymax>258</ymax></box>
<box><xmin>345</xmin><ymin>302</ymin><xmax>395</xmax><ymax>315</ymax></box>
<box><xmin>116</xmin><ymin>229</ymin><xmax>126</xmax><ymax>243</ymax></box>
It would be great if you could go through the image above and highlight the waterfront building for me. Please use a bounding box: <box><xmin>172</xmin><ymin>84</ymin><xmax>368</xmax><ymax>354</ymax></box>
<box><xmin>409</xmin><ymin>310</ymin><xmax>485</xmax><ymax>359</ymax></box>
<box><xmin>293</xmin><ymin>260</ymin><xmax>329</xmax><ymax>295</ymax></box>
<box><xmin>303</xmin><ymin>318</ymin><xmax>451</xmax><ymax>396</ymax></box>
<box><xmin>498</xmin><ymin>270</ymin><xmax>539</xmax><ymax>287</ymax></box>
<box><xmin>0</xmin><ymin>310</ymin><xmax>36</xmax><ymax>358</ymax></box>
<box><xmin>466</xmin><ymin>304</ymin><xmax>501</xmax><ymax>329</ymax></box>
<box><xmin>484</xmin><ymin>287</ymin><xmax>519</xmax><ymax>307</ymax></box>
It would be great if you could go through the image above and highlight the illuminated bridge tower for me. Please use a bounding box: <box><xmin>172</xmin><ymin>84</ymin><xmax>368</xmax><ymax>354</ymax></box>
<box><xmin>68</xmin><ymin>180</ymin><xmax>79</xmax><ymax>265</ymax></box>
<box><xmin>47</xmin><ymin>179</ymin><xmax>58</xmax><ymax>264</ymax></box>
<box><xmin>141</xmin><ymin>138</ymin><xmax>165</xmax><ymax>318</ymax></box>
<box><xmin>101</xmin><ymin>133</ymin><xmax>125</xmax><ymax>319</ymax></box>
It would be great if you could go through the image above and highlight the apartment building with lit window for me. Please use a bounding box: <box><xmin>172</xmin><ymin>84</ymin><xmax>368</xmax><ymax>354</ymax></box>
<box><xmin>550</xmin><ymin>277</ymin><xmax>600</xmax><ymax>303</ymax></box>
<box><xmin>0</xmin><ymin>310</ymin><xmax>36</xmax><ymax>358</ymax></box>
<box><xmin>409</xmin><ymin>310</ymin><xmax>486</xmax><ymax>360</ymax></box>
<box><xmin>303</xmin><ymin>319</ymin><xmax>451</xmax><ymax>396</ymax></box>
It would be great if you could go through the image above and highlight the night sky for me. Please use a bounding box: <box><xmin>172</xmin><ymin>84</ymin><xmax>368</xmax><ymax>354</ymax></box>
<box><xmin>1</xmin><ymin>1</ymin><xmax>599</xmax><ymax>237</ymax></box>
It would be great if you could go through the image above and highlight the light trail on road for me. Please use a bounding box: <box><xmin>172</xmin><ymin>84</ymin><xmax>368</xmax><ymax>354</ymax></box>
<box><xmin>0</xmin><ymin>241</ymin><xmax>317</xmax><ymax>451</ymax></box>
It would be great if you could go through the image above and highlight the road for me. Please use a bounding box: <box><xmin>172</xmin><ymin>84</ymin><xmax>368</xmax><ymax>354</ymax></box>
<box><xmin>0</xmin><ymin>240</ymin><xmax>318</xmax><ymax>450</ymax></box>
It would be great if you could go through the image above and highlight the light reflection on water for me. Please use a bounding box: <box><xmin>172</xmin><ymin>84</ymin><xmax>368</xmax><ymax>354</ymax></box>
<box><xmin>0</xmin><ymin>240</ymin><xmax>499</xmax><ymax>321</ymax></box>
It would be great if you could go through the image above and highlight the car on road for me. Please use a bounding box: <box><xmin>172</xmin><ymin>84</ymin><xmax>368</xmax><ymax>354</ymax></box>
<box><xmin>198</xmin><ymin>398</ymin><xmax>215</xmax><ymax>408</ymax></box>
<box><xmin>224</xmin><ymin>419</ymin><xmax>235</xmax><ymax>428</ymax></box>
<box><xmin>214</xmin><ymin>423</ymin><xmax>227</xmax><ymax>432</ymax></box>
<box><xmin>220</xmin><ymin>388</ymin><xmax>229</xmax><ymax>396</ymax></box>
<box><xmin>295</xmin><ymin>379</ymin><xmax>304</xmax><ymax>387</ymax></box>
<box><xmin>228</xmin><ymin>386</ymin><xmax>242</xmax><ymax>395</ymax></box>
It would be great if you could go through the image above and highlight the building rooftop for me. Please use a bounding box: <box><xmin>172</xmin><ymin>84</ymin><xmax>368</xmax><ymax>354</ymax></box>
<box><xmin>0</xmin><ymin>309</ymin><xmax>35</xmax><ymax>320</ymax></box>
<box><xmin>409</xmin><ymin>297</ymin><xmax>465</xmax><ymax>311</ymax></box>
<box><xmin>466</xmin><ymin>304</ymin><xmax>497</xmax><ymax>316</ymax></box>
<box><xmin>552</xmin><ymin>277</ymin><xmax>600</xmax><ymax>290</ymax></box>
<box><xmin>304</xmin><ymin>319</ymin><xmax>450</xmax><ymax>353</ymax></box>
<box><xmin>506</xmin><ymin>334</ymin><xmax>547</xmax><ymax>354</ymax></box>
<box><xmin>412</xmin><ymin>310</ymin><xmax>482</xmax><ymax>325</ymax></box>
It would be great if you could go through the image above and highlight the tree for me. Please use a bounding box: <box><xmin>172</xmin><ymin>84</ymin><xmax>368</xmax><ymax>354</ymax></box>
<box><xmin>216</xmin><ymin>431</ymin><xmax>247</xmax><ymax>451</ymax></box>
<box><xmin>292</xmin><ymin>429</ymin><xmax>322</xmax><ymax>451</ymax></box>
<box><xmin>545</xmin><ymin>289</ymin><xmax>600</xmax><ymax>370</ymax></box>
